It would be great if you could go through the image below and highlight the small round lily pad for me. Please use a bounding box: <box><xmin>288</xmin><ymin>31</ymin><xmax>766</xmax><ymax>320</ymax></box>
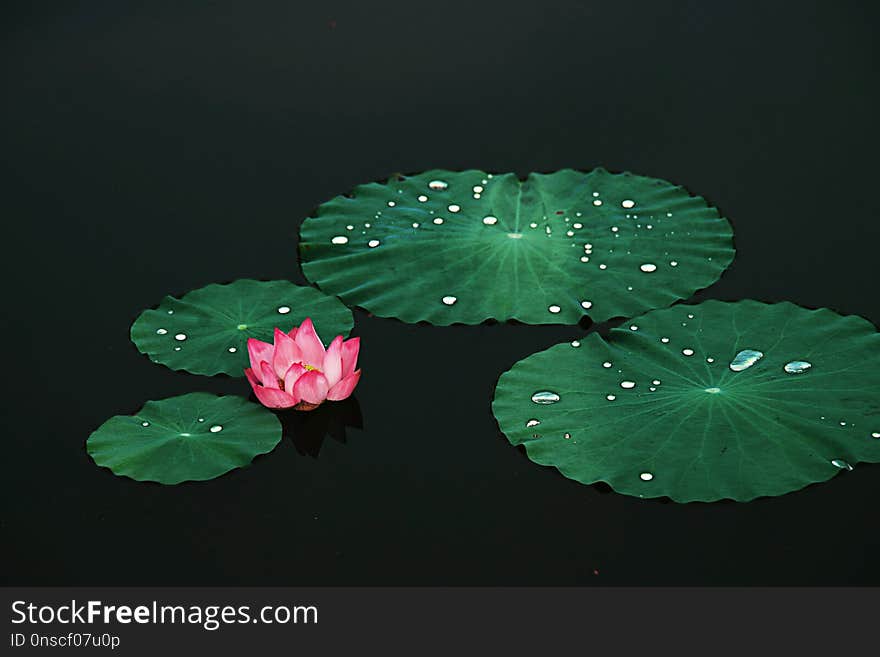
<box><xmin>300</xmin><ymin>168</ymin><xmax>734</xmax><ymax>325</ymax></box>
<box><xmin>130</xmin><ymin>279</ymin><xmax>354</xmax><ymax>376</ymax></box>
<box><xmin>87</xmin><ymin>393</ymin><xmax>282</xmax><ymax>484</ymax></box>
<box><xmin>492</xmin><ymin>300</ymin><xmax>880</xmax><ymax>502</ymax></box>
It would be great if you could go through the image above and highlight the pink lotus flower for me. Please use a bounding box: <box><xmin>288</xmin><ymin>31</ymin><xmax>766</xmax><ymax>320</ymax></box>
<box><xmin>244</xmin><ymin>318</ymin><xmax>361</xmax><ymax>411</ymax></box>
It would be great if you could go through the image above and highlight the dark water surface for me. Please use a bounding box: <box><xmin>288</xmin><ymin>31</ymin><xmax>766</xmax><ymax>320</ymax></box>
<box><xmin>3</xmin><ymin>1</ymin><xmax>879</xmax><ymax>585</ymax></box>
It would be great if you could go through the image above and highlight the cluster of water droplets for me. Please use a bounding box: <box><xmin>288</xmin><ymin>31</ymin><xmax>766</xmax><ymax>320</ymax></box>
<box><xmin>151</xmin><ymin>303</ymin><xmax>297</xmax><ymax>357</ymax></box>
<box><xmin>525</xmin><ymin>347</ymin><xmax>667</xmax><ymax>478</ymax></box>
<box><xmin>323</xmin><ymin>175</ymin><xmax>708</xmax><ymax>316</ymax></box>
<box><xmin>340</xmin><ymin>176</ymin><xmax>512</xmax><ymax>308</ymax></box>
<box><xmin>520</xmin><ymin>303</ymin><xmax>877</xmax><ymax>485</ymax></box>
<box><xmin>574</xmin><ymin>191</ymin><xmax>679</xmax><ymax>282</ymax></box>
<box><xmin>153</xmin><ymin>319</ymin><xmax>189</xmax><ymax>354</ymax></box>
<box><xmin>331</xmin><ymin>177</ymin><xmax>493</xmax><ymax>257</ymax></box>
<box><xmin>138</xmin><ymin>417</ymin><xmax>224</xmax><ymax>435</ymax></box>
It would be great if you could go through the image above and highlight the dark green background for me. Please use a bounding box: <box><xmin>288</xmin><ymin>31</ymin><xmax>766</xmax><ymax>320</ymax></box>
<box><xmin>2</xmin><ymin>0</ymin><xmax>878</xmax><ymax>584</ymax></box>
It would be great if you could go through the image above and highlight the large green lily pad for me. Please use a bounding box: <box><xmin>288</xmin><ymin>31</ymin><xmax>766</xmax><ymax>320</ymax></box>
<box><xmin>300</xmin><ymin>168</ymin><xmax>734</xmax><ymax>325</ymax></box>
<box><xmin>131</xmin><ymin>279</ymin><xmax>353</xmax><ymax>376</ymax></box>
<box><xmin>492</xmin><ymin>300</ymin><xmax>880</xmax><ymax>502</ymax></box>
<box><xmin>87</xmin><ymin>393</ymin><xmax>282</xmax><ymax>484</ymax></box>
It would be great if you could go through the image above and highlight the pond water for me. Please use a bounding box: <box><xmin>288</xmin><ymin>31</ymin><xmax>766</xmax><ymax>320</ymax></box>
<box><xmin>3</xmin><ymin>0</ymin><xmax>879</xmax><ymax>585</ymax></box>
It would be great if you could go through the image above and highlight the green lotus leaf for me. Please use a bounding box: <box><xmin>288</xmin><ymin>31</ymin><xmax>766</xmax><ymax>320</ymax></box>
<box><xmin>492</xmin><ymin>300</ymin><xmax>880</xmax><ymax>502</ymax></box>
<box><xmin>131</xmin><ymin>279</ymin><xmax>354</xmax><ymax>376</ymax></box>
<box><xmin>300</xmin><ymin>168</ymin><xmax>734</xmax><ymax>325</ymax></box>
<box><xmin>87</xmin><ymin>393</ymin><xmax>282</xmax><ymax>484</ymax></box>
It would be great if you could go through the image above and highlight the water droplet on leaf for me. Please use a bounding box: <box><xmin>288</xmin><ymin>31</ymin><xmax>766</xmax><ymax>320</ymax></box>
<box><xmin>729</xmin><ymin>349</ymin><xmax>764</xmax><ymax>372</ymax></box>
<box><xmin>784</xmin><ymin>360</ymin><xmax>812</xmax><ymax>374</ymax></box>
<box><xmin>531</xmin><ymin>391</ymin><xmax>560</xmax><ymax>404</ymax></box>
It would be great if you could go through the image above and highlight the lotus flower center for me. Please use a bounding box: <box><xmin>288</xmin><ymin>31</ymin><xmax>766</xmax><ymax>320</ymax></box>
<box><xmin>277</xmin><ymin>363</ymin><xmax>321</xmax><ymax>392</ymax></box>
